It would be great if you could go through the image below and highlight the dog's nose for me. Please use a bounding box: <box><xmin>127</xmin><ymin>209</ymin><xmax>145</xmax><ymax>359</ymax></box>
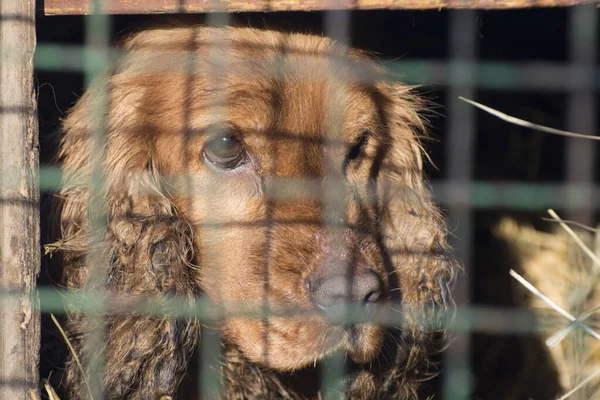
<box><xmin>306</xmin><ymin>270</ymin><xmax>383</xmax><ymax>313</ymax></box>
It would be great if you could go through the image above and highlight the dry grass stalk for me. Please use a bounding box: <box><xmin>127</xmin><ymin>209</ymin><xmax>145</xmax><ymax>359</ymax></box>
<box><xmin>460</xmin><ymin>97</ymin><xmax>600</xmax><ymax>140</ymax></box>
<box><xmin>496</xmin><ymin>213</ymin><xmax>600</xmax><ymax>399</ymax></box>
<box><xmin>28</xmin><ymin>380</ymin><xmax>61</xmax><ymax>400</ymax></box>
<box><xmin>50</xmin><ymin>313</ymin><xmax>92</xmax><ymax>400</ymax></box>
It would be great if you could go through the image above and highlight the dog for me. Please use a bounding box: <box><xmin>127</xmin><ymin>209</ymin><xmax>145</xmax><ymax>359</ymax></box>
<box><xmin>56</xmin><ymin>23</ymin><xmax>456</xmax><ymax>399</ymax></box>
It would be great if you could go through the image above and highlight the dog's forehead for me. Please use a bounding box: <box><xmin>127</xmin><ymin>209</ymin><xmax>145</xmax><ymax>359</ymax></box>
<box><xmin>127</xmin><ymin>27</ymin><xmax>383</xmax><ymax>176</ymax></box>
<box><xmin>219</xmin><ymin>70</ymin><xmax>379</xmax><ymax>177</ymax></box>
<box><xmin>163</xmin><ymin>31</ymin><xmax>381</xmax><ymax>177</ymax></box>
<box><xmin>218</xmin><ymin>34</ymin><xmax>379</xmax><ymax>132</ymax></box>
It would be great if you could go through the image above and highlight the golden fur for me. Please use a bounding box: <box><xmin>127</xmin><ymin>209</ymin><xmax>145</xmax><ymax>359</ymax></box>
<box><xmin>57</xmin><ymin>24</ymin><xmax>456</xmax><ymax>399</ymax></box>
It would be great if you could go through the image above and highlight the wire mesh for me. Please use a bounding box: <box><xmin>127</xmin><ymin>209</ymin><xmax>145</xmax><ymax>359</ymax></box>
<box><xmin>1</xmin><ymin>2</ymin><xmax>599</xmax><ymax>400</ymax></box>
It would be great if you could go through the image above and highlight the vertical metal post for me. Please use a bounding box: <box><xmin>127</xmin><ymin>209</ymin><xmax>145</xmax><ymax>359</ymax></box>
<box><xmin>198</xmin><ymin>10</ymin><xmax>230</xmax><ymax>398</ymax></box>
<box><xmin>565</xmin><ymin>4</ymin><xmax>597</xmax><ymax>224</ymax></box>
<box><xmin>444</xmin><ymin>9</ymin><xmax>476</xmax><ymax>400</ymax></box>
<box><xmin>0</xmin><ymin>0</ymin><xmax>40</xmax><ymax>398</ymax></box>
<box><xmin>322</xmin><ymin>10</ymin><xmax>352</xmax><ymax>398</ymax></box>
<box><xmin>83</xmin><ymin>0</ymin><xmax>110</xmax><ymax>396</ymax></box>
<box><xmin>564</xmin><ymin>6</ymin><xmax>598</xmax><ymax>396</ymax></box>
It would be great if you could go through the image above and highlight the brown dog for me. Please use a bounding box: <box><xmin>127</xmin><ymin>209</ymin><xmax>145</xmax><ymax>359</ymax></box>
<box><xmin>57</xmin><ymin>24</ymin><xmax>456</xmax><ymax>399</ymax></box>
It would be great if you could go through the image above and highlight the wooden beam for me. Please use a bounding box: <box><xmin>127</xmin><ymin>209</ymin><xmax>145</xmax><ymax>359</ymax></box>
<box><xmin>44</xmin><ymin>0</ymin><xmax>595</xmax><ymax>15</ymax></box>
<box><xmin>0</xmin><ymin>1</ymin><xmax>40</xmax><ymax>399</ymax></box>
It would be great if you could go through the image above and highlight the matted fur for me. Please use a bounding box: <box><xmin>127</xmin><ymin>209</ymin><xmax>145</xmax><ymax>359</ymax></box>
<box><xmin>56</xmin><ymin>24</ymin><xmax>456</xmax><ymax>399</ymax></box>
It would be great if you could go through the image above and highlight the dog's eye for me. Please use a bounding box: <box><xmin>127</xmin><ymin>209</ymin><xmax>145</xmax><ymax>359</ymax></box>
<box><xmin>343</xmin><ymin>131</ymin><xmax>370</xmax><ymax>173</ymax></box>
<box><xmin>203</xmin><ymin>136</ymin><xmax>246</xmax><ymax>169</ymax></box>
<box><xmin>347</xmin><ymin>131</ymin><xmax>369</xmax><ymax>162</ymax></box>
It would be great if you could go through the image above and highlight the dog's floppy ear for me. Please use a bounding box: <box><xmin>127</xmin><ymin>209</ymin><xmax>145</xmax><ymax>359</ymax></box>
<box><xmin>373</xmin><ymin>81</ymin><xmax>456</xmax><ymax>394</ymax></box>
<box><xmin>374</xmin><ymin>81</ymin><xmax>455</xmax><ymax>309</ymax></box>
<box><xmin>58</xmin><ymin>71</ymin><xmax>200</xmax><ymax>398</ymax></box>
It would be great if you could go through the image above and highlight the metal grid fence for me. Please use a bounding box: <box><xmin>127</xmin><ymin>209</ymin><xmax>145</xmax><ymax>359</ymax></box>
<box><xmin>1</xmin><ymin>1</ymin><xmax>600</xmax><ymax>399</ymax></box>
